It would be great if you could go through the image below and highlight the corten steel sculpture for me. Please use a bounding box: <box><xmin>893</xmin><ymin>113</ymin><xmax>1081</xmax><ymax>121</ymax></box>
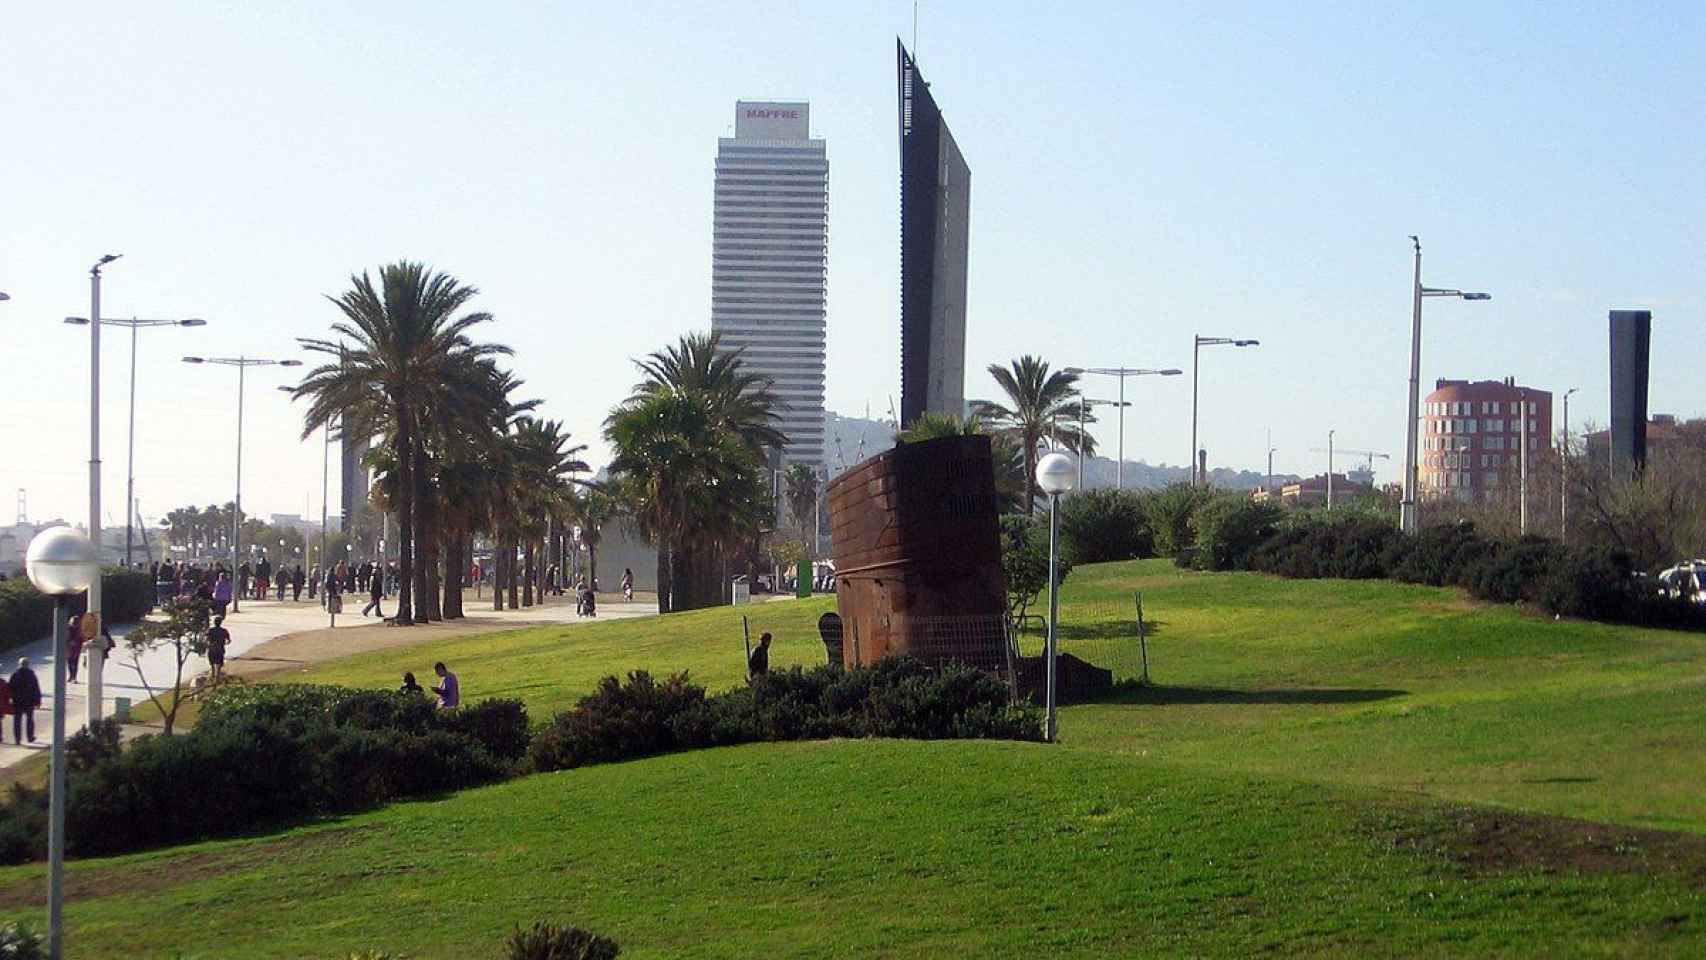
<box><xmin>825</xmin><ymin>434</ymin><xmax>1007</xmax><ymax>672</ymax></box>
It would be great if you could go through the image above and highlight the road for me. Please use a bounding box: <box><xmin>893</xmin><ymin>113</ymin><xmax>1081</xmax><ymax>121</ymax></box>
<box><xmin>0</xmin><ymin>590</ymin><xmax>656</xmax><ymax>769</ymax></box>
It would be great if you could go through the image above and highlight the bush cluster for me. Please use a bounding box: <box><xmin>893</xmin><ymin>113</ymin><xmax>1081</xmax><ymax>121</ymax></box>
<box><xmin>0</xmin><ymin>686</ymin><xmax>527</xmax><ymax>863</ymax></box>
<box><xmin>0</xmin><ymin>567</ymin><xmax>153</xmax><ymax>653</ymax></box>
<box><xmin>506</xmin><ymin>922</ymin><xmax>621</xmax><ymax>960</ymax></box>
<box><xmin>1185</xmin><ymin>497</ymin><xmax>1284</xmax><ymax>572</ymax></box>
<box><xmin>530</xmin><ymin>659</ymin><xmax>1041</xmax><ymax>773</ymax></box>
<box><xmin>1058</xmin><ymin>489</ymin><xmax>1153</xmax><ymax>563</ymax></box>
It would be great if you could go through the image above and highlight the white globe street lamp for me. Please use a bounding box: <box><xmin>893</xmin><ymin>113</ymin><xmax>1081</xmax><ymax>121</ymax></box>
<box><xmin>1035</xmin><ymin>451</ymin><xmax>1077</xmax><ymax>742</ymax></box>
<box><xmin>24</xmin><ymin>526</ymin><xmax>96</xmax><ymax>960</ymax></box>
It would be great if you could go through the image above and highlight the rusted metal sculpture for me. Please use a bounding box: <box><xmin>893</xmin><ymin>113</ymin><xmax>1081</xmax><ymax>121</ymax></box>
<box><xmin>825</xmin><ymin>434</ymin><xmax>1007</xmax><ymax>673</ymax></box>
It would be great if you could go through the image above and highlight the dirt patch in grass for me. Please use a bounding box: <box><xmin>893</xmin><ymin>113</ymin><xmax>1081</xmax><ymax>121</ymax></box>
<box><xmin>0</xmin><ymin>826</ymin><xmax>364</xmax><ymax>908</ymax></box>
<box><xmin>1380</xmin><ymin>804</ymin><xmax>1706</xmax><ymax>887</ymax></box>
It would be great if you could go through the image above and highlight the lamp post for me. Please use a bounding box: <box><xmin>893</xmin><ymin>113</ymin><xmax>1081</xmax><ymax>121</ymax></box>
<box><xmin>1035</xmin><ymin>451</ymin><xmax>1077</xmax><ymax>743</ymax></box>
<box><xmin>183</xmin><ymin>356</ymin><xmax>303</xmax><ymax>612</ymax></box>
<box><xmin>1327</xmin><ymin>430</ymin><xmax>1336</xmax><ymax>510</ymax></box>
<box><xmin>1561</xmin><ymin>387</ymin><xmax>1578</xmax><ymax>541</ymax></box>
<box><xmin>1074</xmin><ymin>397</ymin><xmax>1131</xmax><ymax>490</ymax></box>
<box><xmin>66</xmin><ymin>315</ymin><xmax>207</xmax><ymax>568</ymax></box>
<box><xmin>78</xmin><ymin>254</ymin><xmax>120</xmax><ymax>727</ymax></box>
<box><xmin>1063</xmin><ymin>367</ymin><xmax>1182</xmax><ymax>489</ymax></box>
<box><xmin>1401</xmin><ymin>236</ymin><xmax>1491</xmax><ymax>534</ymax></box>
<box><xmin>25</xmin><ymin>526</ymin><xmax>96</xmax><ymax>960</ymax></box>
<box><xmin>1190</xmin><ymin>337</ymin><xmax>1260</xmax><ymax>486</ymax></box>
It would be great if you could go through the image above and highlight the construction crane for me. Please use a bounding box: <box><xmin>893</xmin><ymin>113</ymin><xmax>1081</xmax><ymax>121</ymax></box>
<box><xmin>1309</xmin><ymin>447</ymin><xmax>1391</xmax><ymax>477</ymax></box>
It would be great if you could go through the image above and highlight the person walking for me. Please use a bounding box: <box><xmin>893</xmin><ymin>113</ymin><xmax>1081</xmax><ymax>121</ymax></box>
<box><xmin>292</xmin><ymin>564</ymin><xmax>305</xmax><ymax>602</ymax></box>
<box><xmin>205</xmin><ymin>615</ymin><xmax>230</xmax><ymax>684</ymax></box>
<box><xmin>7</xmin><ymin>658</ymin><xmax>41</xmax><ymax>744</ymax></box>
<box><xmin>66</xmin><ymin>614</ymin><xmax>87</xmax><ymax>684</ymax></box>
<box><xmin>432</xmin><ymin>662</ymin><xmax>460</xmax><ymax>710</ymax></box>
<box><xmin>748</xmin><ymin>632</ymin><xmax>772</xmax><ymax>679</ymax></box>
<box><xmin>621</xmin><ymin>568</ymin><xmax>634</xmax><ymax>602</ymax></box>
<box><xmin>212</xmin><ymin>570</ymin><xmax>234</xmax><ymax>618</ymax></box>
<box><xmin>362</xmin><ymin>566</ymin><xmax>385</xmax><ymax>618</ymax></box>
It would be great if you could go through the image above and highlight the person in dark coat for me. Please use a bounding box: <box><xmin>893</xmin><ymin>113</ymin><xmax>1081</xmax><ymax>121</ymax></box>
<box><xmin>8</xmin><ymin>658</ymin><xmax>42</xmax><ymax>744</ymax></box>
<box><xmin>292</xmin><ymin>565</ymin><xmax>305</xmax><ymax>602</ymax></box>
<box><xmin>362</xmin><ymin>567</ymin><xmax>385</xmax><ymax>618</ymax></box>
<box><xmin>748</xmin><ymin>632</ymin><xmax>772</xmax><ymax>679</ymax></box>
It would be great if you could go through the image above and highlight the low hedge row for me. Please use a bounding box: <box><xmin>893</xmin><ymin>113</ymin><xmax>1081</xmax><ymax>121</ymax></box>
<box><xmin>0</xmin><ymin>659</ymin><xmax>1042</xmax><ymax>864</ymax></box>
<box><xmin>528</xmin><ymin>658</ymin><xmax>1042</xmax><ymax>773</ymax></box>
<box><xmin>1240</xmin><ymin>515</ymin><xmax>1706</xmax><ymax>629</ymax></box>
<box><xmin>0</xmin><ymin>568</ymin><xmax>155</xmax><ymax>652</ymax></box>
<box><xmin>0</xmin><ymin>687</ymin><xmax>527</xmax><ymax>863</ymax></box>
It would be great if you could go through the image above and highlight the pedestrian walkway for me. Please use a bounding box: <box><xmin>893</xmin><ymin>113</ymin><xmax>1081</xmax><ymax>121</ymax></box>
<box><xmin>0</xmin><ymin>591</ymin><xmax>654</xmax><ymax>769</ymax></box>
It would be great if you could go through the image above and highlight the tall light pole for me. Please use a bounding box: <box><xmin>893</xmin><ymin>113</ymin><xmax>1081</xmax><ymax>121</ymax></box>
<box><xmin>1401</xmin><ymin>236</ymin><xmax>1491</xmax><ymax>534</ymax></box>
<box><xmin>1035</xmin><ymin>451</ymin><xmax>1076</xmax><ymax>743</ymax></box>
<box><xmin>26</xmin><ymin>526</ymin><xmax>96</xmax><ymax>960</ymax></box>
<box><xmin>66</xmin><ymin>315</ymin><xmax>206</xmax><ymax>567</ymax></box>
<box><xmin>1064</xmin><ymin>367</ymin><xmax>1182</xmax><ymax>489</ymax></box>
<box><xmin>184</xmin><ymin>356</ymin><xmax>303</xmax><ymax>612</ymax></box>
<box><xmin>1074</xmin><ymin>397</ymin><xmax>1130</xmax><ymax>490</ymax></box>
<box><xmin>82</xmin><ymin>253</ymin><xmax>120</xmax><ymax>728</ymax></box>
<box><xmin>1561</xmin><ymin>387</ymin><xmax>1578</xmax><ymax>541</ymax></box>
<box><xmin>1191</xmin><ymin>336</ymin><xmax>1259</xmax><ymax>486</ymax></box>
<box><xmin>1327</xmin><ymin>429</ymin><xmax>1336</xmax><ymax>510</ymax></box>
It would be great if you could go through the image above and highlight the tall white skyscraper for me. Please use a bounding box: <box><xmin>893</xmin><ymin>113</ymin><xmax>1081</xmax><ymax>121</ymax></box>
<box><xmin>712</xmin><ymin>100</ymin><xmax>828</xmax><ymax>469</ymax></box>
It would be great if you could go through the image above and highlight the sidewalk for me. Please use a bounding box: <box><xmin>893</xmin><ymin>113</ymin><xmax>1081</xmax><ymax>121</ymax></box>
<box><xmin>0</xmin><ymin>591</ymin><xmax>654</xmax><ymax>769</ymax></box>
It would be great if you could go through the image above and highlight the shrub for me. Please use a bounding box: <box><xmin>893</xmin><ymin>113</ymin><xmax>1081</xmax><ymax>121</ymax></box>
<box><xmin>506</xmin><ymin>922</ymin><xmax>620</xmax><ymax>960</ymax></box>
<box><xmin>0</xmin><ymin>921</ymin><xmax>45</xmax><ymax>960</ymax></box>
<box><xmin>1143</xmin><ymin>483</ymin><xmax>1214</xmax><ymax>558</ymax></box>
<box><xmin>1188</xmin><ymin>497</ymin><xmax>1283</xmax><ymax>571</ymax></box>
<box><xmin>1249</xmin><ymin>516</ymin><xmax>1402</xmax><ymax>580</ymax></box>
<box><xmin>1059</xmin><ymin>489</ymin><xmax>1153</xmax><ymax>563</ymax></box>
<box><xmin>1470</xmin><ymin>536</ymin><xmax>1564</xmax><ymax>605</ymax></box>
<box><xmin>1000</xmin><ymin>514</ymin><xmax>1071</xmax><ymax>623</ymax></box>
<box><xmin>442</xmin><ymin>698</ymin><xmax>531</xmax><ymax>761</ymax></box>
<box><xmin>1387</xmin><ymin>522</ymin><xmax>1497</xmax><ymax>588</ymax></box>
<box><xmin>198</xmin><ymin>682</ymin><xmax>363</xmax><ymax>731</ymax></box>
<box><xmin>67</xmin><ymin>717</ymin><xmax>124</xmax><ymax>774</ymax></box>
<box><xmin>528</xmin><ymin>671</ymin><xmax>705</xmax><ymax>772</ymax></box>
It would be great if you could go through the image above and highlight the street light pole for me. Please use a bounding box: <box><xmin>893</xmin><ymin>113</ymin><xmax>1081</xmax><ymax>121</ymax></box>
<box><xmin>1063</xmin><ymin>366</ymin><xmax>1182</xmax><ymax>491</ymax></box>
<box><xmin>1327</xmin><ymin>430</ymin><xmax>1336</xmax><ymax>510</ymax></box>
<box><xmin>184</xmin><ymin>355</ymin><xmax>303</xmax><ymax>614</ymax></box>
<box><xmin>84</xmin><ymin>254</ymin><xmax>119</xmax><ymax>729</ymax></box>
<box><xmin>1034</xmin><ymin>452</ymin><xmax>1076</xmax><ymax>743</ymax></box>
<box><xmin>1190</xmin><ymin>336</ymin><xmax>1260</xmax><ymax>487</ymax></box>
<box><xmin>1400</xmin><ymin>236</ymin><xmax>1491</xmax><ymax>534</ymax></box>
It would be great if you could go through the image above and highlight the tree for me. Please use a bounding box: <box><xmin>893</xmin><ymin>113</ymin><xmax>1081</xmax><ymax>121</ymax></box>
<box><xmin>605</xmin><ymin>333</ymin><xmax>782</xmax><ymax>613</ymax></box>
<box><xmin>783</xmin><ymin>463</ymin><xmax>819</xmax><ymax>556</ymax></box>
<box><xmin>974</xmin><ymin>357</ymin><xmax>1091</xmax><ymax>515</ymax></box>
<box><xmin>120</xmin><ymin>597</ymin><xmax>212</xmax><ymax>735</ymax></box>
<box><xmin>294</xmin><ymin>262</ymin><xmax>511</xmax><ymax>625</ymax></box>
<box><xmin>999</xmin><ymin>514</ymin><xmax>1072</xmax><ymax>625</ymax></box>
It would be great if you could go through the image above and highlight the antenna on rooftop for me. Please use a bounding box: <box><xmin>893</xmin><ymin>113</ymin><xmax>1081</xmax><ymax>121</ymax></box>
<box><xmin>913</xmin><ymin>1</ymin><xmax>919</xmax><ymax>54</ymax></box>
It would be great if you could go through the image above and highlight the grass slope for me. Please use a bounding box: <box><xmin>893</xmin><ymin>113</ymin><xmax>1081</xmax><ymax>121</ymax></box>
<box><xmin>4</xmin><ymin>739</ymin><xmax>1702</xmax><ymax>958</ymax></box>
<box><xmin>292</xmin><ymin>560</ymin><xmax>1706</xmax><ymax>832</ymax></box>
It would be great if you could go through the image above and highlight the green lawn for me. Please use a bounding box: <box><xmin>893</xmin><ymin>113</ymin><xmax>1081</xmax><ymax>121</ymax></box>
<box><xmin>11</xmin><ymin>560</ymin><xmax>1706</xmax><ymax>957</ymax></box>
<box><xmin>4</xmin><ymin>739</ymin><xmax>1703</xmax><ymax>958</ymax></box>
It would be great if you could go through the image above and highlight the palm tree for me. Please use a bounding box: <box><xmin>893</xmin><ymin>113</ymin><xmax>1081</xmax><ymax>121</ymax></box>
<box><xmin>294</xmin><ymin>262</ymin><xmax>510</xmax><ymax>625</ymax></box>
<box><xmin>974</xmin><ymin>356</ymin><xmax>1090</xmax><ymax>515</ymax></box>
<box><xmin>605</xmin><ymin>332</ymin><xmax>784</xmax><ymax>612</ymax></box>
<box><xmin>896</xmin><ymin>412</ymin><xmax>1030</xmax><ymax>514</ymax></box>
<box><xmin>509</xmin><ymin>416</ymin><xmax>589</xmax><ymax>606</ymax></box>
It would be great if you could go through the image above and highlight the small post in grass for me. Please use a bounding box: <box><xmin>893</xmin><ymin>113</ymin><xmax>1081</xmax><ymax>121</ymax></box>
<box><xmin>742</xmin><ymin>616</ymin><xmax>751</xmax><ymax>676</ymax></box>
<box><xmin>1134</xmin><ymin>591</ymin><xmax>1151</xmax><ymax>686</ymax></box>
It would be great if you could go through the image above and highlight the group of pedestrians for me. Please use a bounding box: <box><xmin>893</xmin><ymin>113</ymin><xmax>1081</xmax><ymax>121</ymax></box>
<box><xmin>315</xmin><ymin>560</ymin><xmax>396</xmax><ymax>618</ymax></box>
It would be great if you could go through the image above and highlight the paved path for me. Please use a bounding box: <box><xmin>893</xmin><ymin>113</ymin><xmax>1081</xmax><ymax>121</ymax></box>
<box><xmin>0</xmin><ymin>591</ymin><xmax>655</xmax><ymax>769</ymax></box>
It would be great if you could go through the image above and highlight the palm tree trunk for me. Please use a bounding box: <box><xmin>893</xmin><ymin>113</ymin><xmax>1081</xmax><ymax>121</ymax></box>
<box><xmin>412</xmin><ymin>443</ymin><xmax>437</xmax><ymax>622</ymax></box>
<box><xmin>656</xmin><ymin>542</ymin><xmax>671</xmax><ymax>615</ymax></box>
<box><xmin>442</xmin><ymin>532</ymin><xmax>463</xmax><ymax>619</ymax></box>
<box><xmin>506</xmin><ymin>539</ymin><xmax>520</xmax><ymax>610</ymax></box>
<box><xmin>1023</xmin><ymin>431</ymin><xmax>1039</xmax><ymax>517</ymax></box>
<box><xmin>523</xmin><ymin>542</ymin><xmax>535</xmax><ymax>607</ymax></box>
<box><xmin>588</xmin><ymin>541</ymin><xmax>598</xmax><ymax>592</ymax></box>
<box><xmin>394</xmin><ymin>412</ymin><xmax>415</xmax><ymax>626</ymax></box>
<box><xmin>492</xmin><ymin>541</ymin><xmax>505</xmax><ymax>611</ymax></box>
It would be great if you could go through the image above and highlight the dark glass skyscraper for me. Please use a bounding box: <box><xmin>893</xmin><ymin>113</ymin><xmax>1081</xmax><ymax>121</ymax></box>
<box><xmin>897</xmin><ymin>40</ymin><xmax>970</xmax><ymax>427</ymax></box>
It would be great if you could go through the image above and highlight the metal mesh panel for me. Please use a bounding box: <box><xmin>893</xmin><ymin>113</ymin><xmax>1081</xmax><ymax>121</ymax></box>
<box><xmin>1011</xmin><ymin>592</ymin><xmax>1151</xmax><ymax>687</ymax></box>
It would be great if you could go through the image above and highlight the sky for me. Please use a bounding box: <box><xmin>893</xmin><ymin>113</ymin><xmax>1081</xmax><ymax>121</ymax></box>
<box><xmin>3</xmin><ymin>1</ymin><xmax>1702</xmax><ymax>530</ymax></box>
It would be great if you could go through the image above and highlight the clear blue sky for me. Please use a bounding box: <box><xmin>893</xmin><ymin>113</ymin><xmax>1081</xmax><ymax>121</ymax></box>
<box><xmin>4</xmin><ymin>1</ymin><xmax>1701</xmax><ymax>527</ymax></box>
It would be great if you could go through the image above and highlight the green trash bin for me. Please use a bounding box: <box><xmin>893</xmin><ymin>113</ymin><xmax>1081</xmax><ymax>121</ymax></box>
<box><xmin>114</xmin><ymin>697</ymin><xmax>132</xmax><ymax>723</ymax></box>
<box><xmin>797</xmin><ymin>559</ymin><xmax>812</xmax><ymax>599</ymax></box>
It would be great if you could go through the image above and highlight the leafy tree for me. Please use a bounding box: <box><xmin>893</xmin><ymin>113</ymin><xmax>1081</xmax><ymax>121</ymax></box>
<box><xmin>973</xmin><ymin>357</ymin><xmax>1092</xmax><ymax>515</ymax></box>
<box><xmin>1059</xmin><ymin>489</ymin><xmax>1153</xmax><ymax>563</ymax></box>
<box><xmin>119</xmin><ymin>597</ymin><xmax>213</xmax><ymax>735</ymax></box>
<box><xmin>999</xmin><ymin>514</ymin><xmax>1072</xmax><ymax>625</ymax></box>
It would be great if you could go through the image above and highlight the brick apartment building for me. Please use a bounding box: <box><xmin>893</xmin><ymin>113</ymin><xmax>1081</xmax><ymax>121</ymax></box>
<box><xmin>1420</xmin><ymin>378</ymin><xmax>1552</xmax><ymax>502</ymax></box>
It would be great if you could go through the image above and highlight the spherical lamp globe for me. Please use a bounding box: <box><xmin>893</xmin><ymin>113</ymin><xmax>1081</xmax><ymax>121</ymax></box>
<box><xmin>25</xmin><ymin>526</ymin><xmax>96</xmax><ymax>596</ymax></box>
<box><xmin>1035</xmin><ymin>451</ymin><xmax>1077</xmax><ymax>495</ymax></box>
